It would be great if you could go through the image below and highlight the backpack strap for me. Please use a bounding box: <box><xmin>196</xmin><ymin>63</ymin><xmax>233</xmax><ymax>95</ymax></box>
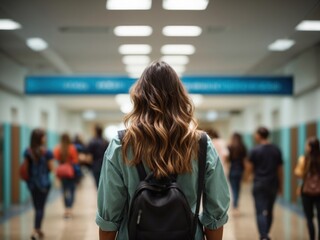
<box><xmin>118</xmin><ymin>130</ymin><xmax>126</xmax><ymax>142</ymax></box>
<box><xmin>118</xmin><ymin>130</ymin><xmax>147</xmax><ymax>181</ymax></box>
<box><xmin>136</xmin><ymin>162</ymin><xmax>147</xmax><ymax>181</ymax></box>
<box><xmin>192</xmin><ymin>132</ymin><xmax>207</xmax><ymax>238</ymax></box>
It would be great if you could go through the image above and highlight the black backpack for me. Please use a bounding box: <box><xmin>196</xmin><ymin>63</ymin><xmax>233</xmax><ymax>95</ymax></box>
<box><xmin>118</xmin><ymin>130</ymin><xmax>207</xmax><ymax>240</ymax></box>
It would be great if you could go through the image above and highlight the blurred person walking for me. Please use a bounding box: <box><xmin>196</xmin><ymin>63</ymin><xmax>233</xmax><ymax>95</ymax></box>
<box><xmin>246</xmin><ymin>127</ymin><xmax>283</xmax><ymax>240</ymax></box>
<box><xmin>54</xmin><ymin>133</ymin><xmax>79</xmax><ymax>218</ymax></box>
<box><xmin>207</xmin><ymin>129</ymin><xmax>229</xmax><ymax>176</ymax></box>
<box><xmin>73</xmin><ymin>134</ymin><xmax>88</xmax><ymax>164</ymax></box>
<box><xmin>88</xmin><ymin>125</ymin><xmax>109</xmax><ymax>188</ymax></box>
<box><xmin>294</xmin><ymin>137</ymin><xmax>320</xmax><ymax>240</ymax></box>
<box><xmin>96</xmin><ymin>61</ymin><xmax>230</xmax><ymax>240</ymax></box>
<box><xmin>227</xmin><ymin>132</ymin><xmax>247</xmax><ymax>216</ymax></box>
<box><xmin>73</xmin><ymin>134</ymin><xmax>91</xmax><ymax>172</ymax></box>
<box><xmin>21</xmin><ymin>128</ymin><xmax>54</xmax><ymax>239</ymax></box>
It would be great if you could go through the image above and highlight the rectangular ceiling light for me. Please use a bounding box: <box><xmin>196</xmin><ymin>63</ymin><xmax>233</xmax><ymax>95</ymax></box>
<box><xmin>122</xmin><ymin>55</ymin><xmax>150</xmax><ymax>65</ymax></box>
<box><xmin>190</xmin><ymin>94</ymin><xmax>203</xmax><ymax>107</ymax></box>
<box><xmin>171</xmin><ymin>65</ymin><xmax>186</xmax><ymax>74</ymax></box>
<box><xmin>119</xmin><ymin>44</ymin><xmax>152</xmax><ymax>54</ymax></box>
<box><xmin>161</xmin><ymin>56</ymin><xmax>189</xmax><ymax>65</ymax></box>
<box><xmin>296</xmin><ymin>20</ymin><xmax>320</xmax><ymax>31</ymax></box>
<box><xmin>0</xmin><ymin>19</ymin><xmax>21</xmax><ymax>30</ymax></box>
<box><xmin>26</xmin><ymin>38</ymin><xmax>48</xmax><ymax>51</ymax></box>
<box><xmin>107</xmin><ymin>0</ymin><xmax>152</xmax><ymax>10</ymax></box>
<box><xmin>161</xmin><ymin>44</ymin><xmax>195</xmax><ymax>55</ymax></box>
<box><xmin>82</xmin><ymin>110</ymin><xmax>97</xmax><ymax>120</ymax></box>
<box><xmin>125</xmin><ymin>65</ymin><xmax>147</xmax><ymax>73</ymax></box>
<box><xmin>128</xmin><ymin>72</ymin><xmax>142</xmax><ymax>78</ymax></box>
<box><xmin>163</xmin><ymin>0</ymin><xmax>208</xmax><ymax>10</ymax></box>
<box><xmin>162</xmin><ymin>26</ymin><xmax>202</xmax><ymax>36</ymax></box>
<box><xmin>114</xmin><ymin>26</ymin><xmax>152</xmax><ymax>36</ymax></box>
<box><xmin>268</xmin><ymin>39</ymin><xmax>295</xmax><ymax>51</ymax></box>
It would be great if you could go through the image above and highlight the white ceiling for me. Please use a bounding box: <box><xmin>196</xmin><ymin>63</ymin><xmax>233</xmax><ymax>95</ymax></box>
<box><xmin>0</xmin><ymin>0</ymin><xmax>320</xmax><ymax>122</ymax></box>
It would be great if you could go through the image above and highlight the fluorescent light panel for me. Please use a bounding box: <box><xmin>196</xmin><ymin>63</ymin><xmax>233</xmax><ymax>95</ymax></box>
<box><xmin>161</xmin><ymin>44</ymin><xmax>195</xmax><ymax>55</ymax></box>
<box><xmin>0</xmin><ymin>19</ymin><xmax>21</xmax><ymax>30</ymax></box>
<box><xmin>115</xmin><ymin>94</ymin><xmax>131</xmax><ymax>105</ymax></box>
<box><xmin>162</xmin><ymin>26</ymin><xmax>202</xmax><ymax>36</ymax></box>
<box><xmin>125</xmin><ymin>65</ymin><xmax>147</xmax><ymax>73</ymax></box>
<box><xmin>119</xmin><ymin>44</ymin><xmax>152</xmax><ymax>54</ymax></box>
<box><xmin>171</xmin><ymin>65</ymin><xmax>186</xmax><ymax>73</ymax></box>
<box><xmin>206</xmin><ymin>111</ymin><xmax>218</xmax><ymax>121</ymax></box>
<box><xmin>163</xmin><ymin>0</ymin><xmax>209</xmax><ymax>10</ymax></box>
<box><xmin>161</xmin><ymin>56</ymin><xmax>189</xmax><ymax>65</ymax></box>
<box><xmin>296</xmin><ymin>20</ymin><xmax>320</xmax><ymax>31</ymax></box>
<box><xmin>190</xmin><ymin>94</ymin><xmax>203</xmax><ymax>107</ymax></box>
<box><xmin>114</xmin><ymin>26</ymin><xmax>152</xmax><ymax>36</ymax></box>
<box><xmin>82</xmin><ymin>110</ymin><xmax>96</xmax><ymax>120</ymax></box>
<box><xmin>268</xmin><ymin>39</ymin><xmax>295</xmax><ymax>51</ymax></box>
<box><xmin>106</xmin><ymin>0</ymin><xmax>152</xmax><ymax>10</ymax></box>
<box><xmin>115</xmin><ymin>94</ymin><xmax>133</xmax><ymax>113</ymax></box>
<box><xmin>122</xmin><ymin>55</ymin><xmax>150</xmax><ymax>65</ymax></box>
<box><xmin>26</xmin><ymin>38</ymin><xmax>48</xmax><ymax>51</ymax></box>
<box><xmin>128</xmin><ymin>73</ymin><xmax>142</xmax><ymax>78</ymax></box>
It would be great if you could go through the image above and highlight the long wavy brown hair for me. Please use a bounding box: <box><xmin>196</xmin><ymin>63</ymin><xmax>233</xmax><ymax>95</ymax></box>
<box><xmin>122</xmin><ymin>61</ymin><xmax>200</xmax><ymax>178</ymax></box>
<box><xmin>30</xmin><ymin>128</ymin><xmax>45</xmax><ymax>160</ymax></box>
<box><xmin>60</xmin><ymin>133</ymin><xmax>71</xmax><ymax>163</ymax></box>
<box><xmin>303</xmin><ymin>137</ymin><xmax>320</xmax><ymax>176</ymax></box>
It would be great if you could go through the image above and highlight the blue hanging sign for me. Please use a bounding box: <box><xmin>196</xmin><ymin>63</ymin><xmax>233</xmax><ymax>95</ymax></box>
<box><xmin>25</xmin><ymin>75</ymin><xmax>293</xmax><ymax>95</ymax></box>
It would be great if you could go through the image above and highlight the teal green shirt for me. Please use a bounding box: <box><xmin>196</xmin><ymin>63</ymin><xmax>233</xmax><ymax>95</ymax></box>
<box><xmin>96</xmin><ymin>134</ymin><xmax>230</xmax><ymax>239</ymax></box>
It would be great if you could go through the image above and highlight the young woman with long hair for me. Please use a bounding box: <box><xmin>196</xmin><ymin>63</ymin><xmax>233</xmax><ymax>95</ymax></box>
<box><xmin>54</xmin><ymin>133</ymin><xmax>78</xmax><ymax>218</ymax></box>
<box><xmin>227</xmin><ymin>132</ymin><xmax>247</xmax><ymax>215</ymax></box>
<box><xmin>23</xmin><ymin>128</ymin><xmax>54</xmax><ymax>239</ymax></box>
<box><xmin>295</xmin><ymin>137</ymin><xmax>320</xmax><ymax>240</ymax></box>
<box><xmin>96</xmin><ymin>61</ymin><xmax>230</xmax><ymax>240</ymax></box>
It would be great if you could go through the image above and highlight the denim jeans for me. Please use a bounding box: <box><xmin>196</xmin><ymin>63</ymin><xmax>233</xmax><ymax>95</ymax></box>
<box><xmin>61</xmin><ymin>179</ymin><xmax>76</xmax><ymax>208</ymax></box>
<box><xmin>229</xmin><ymin>170</ymin><xmax>243</xmax><ymax>208</ymax></box>
<box><xmin>301</xmin><ymin>194</ymin><xmax>320</xmax><ymax>240</ymax></box>
<box><xmin>30</xmin><ymin>187</ymin><xmax>50</xmax><ymax>229</ymax></box>
<box><xmin>253</xmin><ymin>183</ymin><xmax>278</xmax><ymax>240</ymax></box>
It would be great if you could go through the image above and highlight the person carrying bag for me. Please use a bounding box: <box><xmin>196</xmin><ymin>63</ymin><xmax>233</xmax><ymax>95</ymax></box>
<box><xmin>54</xmin><ymin>133</ymin><xmax>79</xmax><ymax>218</ymax></box>
<box><xmin>295</xmin><ymin>137</ymin><xmax>320</xmax><ymax>240</ymax></box>
<box><xmin>20</xmin><ymin>128</ymin><xmax>54</xmax><ymax>240</ymax></box>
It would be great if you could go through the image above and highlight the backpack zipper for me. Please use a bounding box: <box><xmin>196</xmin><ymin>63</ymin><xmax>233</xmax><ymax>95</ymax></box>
<box><xmin>137</xmin><ymin>210</ymin><xmax>142</xmax><ymax>225</ymax></box>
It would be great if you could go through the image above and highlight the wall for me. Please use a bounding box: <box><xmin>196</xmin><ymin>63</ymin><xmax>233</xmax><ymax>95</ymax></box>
<box><xmin>0</xmin><ymin>54</ymin><xmax>26</xmax><ymax>93</ymax></box>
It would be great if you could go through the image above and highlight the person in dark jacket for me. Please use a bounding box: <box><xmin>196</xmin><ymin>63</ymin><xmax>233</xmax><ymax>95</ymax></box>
<box><xmin>247</xmin><ymin>127</ymin><xmax>283</xmax><ymax>240</ymax></box>
<box><xmin>88</xmin><ymin>125</ymin><xmax>109</xmax><ymax>188</ymax></box>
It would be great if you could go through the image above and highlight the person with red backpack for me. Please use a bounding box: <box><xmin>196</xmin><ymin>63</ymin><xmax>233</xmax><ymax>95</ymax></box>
<box><xmin>295</xmin><ymin>137</ymin><xmax>320</xmax><ymax>240</ymax></box>
<box><xmin>54</xmin><ymin>133</ymin><xmax>79</xmax><ymax>218</ymax></box>
<box><xmin>21</xmin><ymin>128</ymin><xmax>54</xmax><ymax>240</ymax></box>
<box><xmin>96</xmin><ymin>61</ymin><xmax>230</xmax><ymax>240</ymax></box>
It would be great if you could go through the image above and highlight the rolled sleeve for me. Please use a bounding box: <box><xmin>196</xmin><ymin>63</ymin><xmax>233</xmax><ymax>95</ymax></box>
<box><xmin>200</xmin><ymin>138</ymin><xmax>230</xmax><ymax>230</ymax></box>
<box><xmin>96</xmin><ymin>212</ymin><xmax>119</xmax><ymax>231</ymax></box>
<box><xmin>95</xmin><ymin>138</ymin><xmax>128</xmax><ymax>231</ymax></box>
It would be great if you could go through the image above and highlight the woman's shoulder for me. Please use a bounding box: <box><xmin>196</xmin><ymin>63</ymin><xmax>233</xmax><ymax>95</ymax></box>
<box><xmin>105</xmin><ymin>134</ymin><xmax>123</xmax><ymax>158</ymax></box>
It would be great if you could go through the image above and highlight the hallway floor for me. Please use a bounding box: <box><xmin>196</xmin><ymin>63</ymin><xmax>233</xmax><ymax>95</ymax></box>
<box><xmin>0</xmin><ymin>175</ymin><xmax>310</xmax><ymax>240</ymax></box>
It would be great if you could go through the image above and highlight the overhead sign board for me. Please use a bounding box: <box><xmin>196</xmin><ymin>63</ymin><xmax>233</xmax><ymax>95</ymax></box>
<box><xmin>25</xmin><ymin>75</ymin><xmax>293</xmax><ymax>95</ymax></box>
